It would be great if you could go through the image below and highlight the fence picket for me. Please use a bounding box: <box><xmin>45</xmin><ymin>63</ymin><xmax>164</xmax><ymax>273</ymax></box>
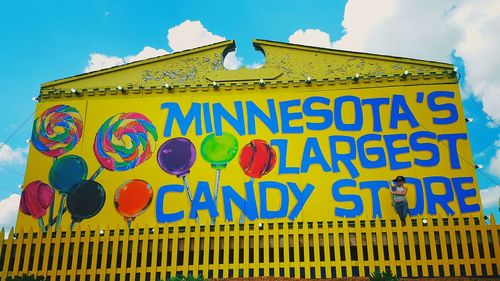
<box><xmin>1</xmin><ymin>217</ymin><xmax>499</xmax><ymax>279</ymax></box>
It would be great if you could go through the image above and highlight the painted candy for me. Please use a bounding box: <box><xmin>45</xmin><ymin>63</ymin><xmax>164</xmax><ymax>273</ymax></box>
<box><xmin>239</xmin><ymin>139</ymin><xmax>277</xmax><ymax>178</ymax></box>
<box><xmin>157</xmin><ymin>138</ymin><xmax>199</xmax><ymax>223</ymax></box>
<box><xmin>67</xmin><ymin>180</ymin><xmax>106</xmax><ymax>227</ymax></box>
<box><xmin>157</xmin><ymin>137</ymin><xmax>196</xmax><ymax>177</ymax></box>
<box><xmin>19</xmin><ymin>181</ymin><xmax>54</xmax><ymax>219</ymax></box>
<box><xmin>200</xmin><ymin>132</ymin><xmax>238</xmax><ymax>225</ymax></box>
<box><xmin>49</xmin><ymin>154</ymin><xmax>89</xmax><ymax>230</ymax></box>
<box><xmin>94</xmin><ymin>112</ymin><xmax>158</xmax><ymax>171</ymax></box>
<box><xmin>49</xmin><ymin>155</ymin><xmax>88</xmax><ymax>194</ymax></box>
<box><xmin>114</xmin><ymin>179</ymin><xmax>153</xmax><ymax>227</ymax></box>
<box><xmin>31</xmin><ymin>105</ymin><xmax>83</xmax><ymax>157</ymax></box>
<box><xmin>200</xmin><ymin>132</ymin><xmax>238</xmax><ymax>169</ymax></box>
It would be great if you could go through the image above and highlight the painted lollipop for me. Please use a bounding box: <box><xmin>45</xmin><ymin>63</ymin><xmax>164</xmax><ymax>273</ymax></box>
<box><xmin>239</xmin><ymin>139</ymin><xmax>277</xmax><ymax>179</ymax></box>
<box><xmin>238</xmin><ymin>139</ymin><xmax>277</xmax><ymax>223</ymax></box>
<box><xmin>31</xmin><ymin>104</ymin><xmax>83</xmax><ymax>224</ymax></box>
<box><xmin>157</xmin><ymin>137</ymin><xmax>198</xmax><ymax>223</ymax></box>
<box><xmin>31</xmin><ymin>105</ymin><xmax>83</xmax><ymax>157</ymax></box>
<box><xmin>92</xmin><ymin>112</ymin><xmax>158</xmax><ymax>179</ymax></box>
<box><xmin>200</xmin><ymin>132</ymin><xmax>238</xmax><ymax>224</ymax></box>
<box><xmin>66</xmin><ymin>180</ymin><xmax>106</xmax><ymax>229</ymax></box>
<box><xmin>19</xmin><ymin>181</ymin><xmax>55</xmax><ymax>232</ymax></box>
<box><xmin>49</xmin><ymin>155</ymin><xmax>88</xmax><ymax>230</ymax></box>
<box><xmin>114</xmin><ymin>179</ymin><xmax>153</xmax><ymax>228</ymax></box>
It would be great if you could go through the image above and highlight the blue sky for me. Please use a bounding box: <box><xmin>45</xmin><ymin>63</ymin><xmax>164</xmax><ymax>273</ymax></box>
<box><xmin>1</xmin><ymin>0</ymin><xmax>499</xmax><ymax>229</ymax></box>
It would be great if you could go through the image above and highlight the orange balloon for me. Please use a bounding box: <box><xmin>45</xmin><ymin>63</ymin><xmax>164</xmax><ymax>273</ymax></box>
<box><xmin>114</xmin><ymin>179</ymin><xmax>153</xmax><ymax>222</ymax></box>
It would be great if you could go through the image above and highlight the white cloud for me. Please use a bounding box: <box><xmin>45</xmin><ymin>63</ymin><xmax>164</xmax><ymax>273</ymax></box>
<box><xmin>488</xmin><ymin>135</ymin><xmax>500</xmax><ymax>178</ymax></box>
<box><xmin>84</xmin><ymin>20</ymin><xmax>243</xmax><ymax>72</ymax></box>
<box><xmin>452</xmin><ymin>1</ymin><xmax>500</xmax><ymax>121</ymax></box>
<box><xmin>223</xmin><ymin>51</ymin><xmax>243</xmax><ymax>70</ymax></box>
<box><xmin>0</xmin><ymin>193</ymin><xmax>20</xmax><ymax>236</ymax></box>
<box><xmin>333</xmin><ymin>0</ymin><xmax>461</xmax><ymax>62</ymax></box>
<box><xmin>125</xmin><ymin>46</ymin><xmax>168</xmax><ymax>63</ymax></box>
<box><xmin>0</xmin><ymin>143</ymin><xmax>28</xmax><ymax>166</ymax></box>
<box><xmin>489</xmin><ymin>151</ymin><xmax>500</xmax><ymax>177</ymax></box>
<box><xmin>167</xmin><ymin>20</ymin><xmax>226</xmax><ymax>52</ymax></box>
<box><xmin>480</xmin><ymin>185</ymin><xmax>500</xmax><ymax>209</ymax></box>
<box><xmin>247</xmin><ymin>62</ymin><xmax>263</xmax><ymax>69</ymax></box>
<box><xmin>289</xmin><ymin>29</ymin><xmax>333</xmax><ymax>49</ymax></box>
<box><xmin>84</xmin><ymin>53</ymin><xmax>124</xmax><ymax>73</ymax></box>
<box><xmin>289</xmin><ymin>1</ymin><xmax>500</xmax><ymax>122</ymax></box>
<box><xmin>84</xmin><ymin>46</ymin><xmax>168</xmax><ymax>73</ymax></box>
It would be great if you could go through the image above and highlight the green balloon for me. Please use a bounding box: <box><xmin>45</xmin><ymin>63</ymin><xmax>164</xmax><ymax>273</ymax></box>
<box><xmin>200</xmin><ymin>132</ymin><xmax>238</xmax><ymax>169</ymax></box>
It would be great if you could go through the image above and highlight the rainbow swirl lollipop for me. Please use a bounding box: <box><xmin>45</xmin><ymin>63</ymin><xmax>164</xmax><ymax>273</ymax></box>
<box><xmin>94</xmin><ymin>112</ymin><xmax>158</xmax><ymax>171</ymax></box>
<box><xmin>31</xmin><ymin>105</ymin><xmax>83</xmax><ymax>157</ymax></box>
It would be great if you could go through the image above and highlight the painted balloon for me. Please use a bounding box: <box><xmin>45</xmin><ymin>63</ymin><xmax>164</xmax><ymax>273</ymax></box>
<box><xmin>19</xmin><ymin>181</ymin><xmax>54</xmax><ymax>219</ymax></box>
<box><xmin>49</xmin><ymin>155</ymin><xmax>88</xmax><ymax>194</ymax></box>
<box><xmin>200</xmin><ymin>132</ymin><xmax>238</xmax><ymax>169</ymax></box>
<box><xmin>157</xmin><ymin>137</ymin><xmax>196</xmax><ymax>177</ymax></box>
<box><xmin>114</xmin><ymin>179</ymin><xmax>153</xmax><ymax>222</ymax></box>
<box><xmin>67</xmin><ymin>180</ymin><xmax>106</xmax><ymax>222</ymax></box>
<box><xmin>239</xmin><ymin>139</ymin><xmax>277</xmax><ymax>178</ymax></box>
<box><xmin>31</xmin><ymin>105</ymin><xmax>83</xmax><ymax>157</ymax></box>
<box><xmin>94</xmin><ymin>112</ymin><xmax>158</xmax><ymax>171</ymax></box>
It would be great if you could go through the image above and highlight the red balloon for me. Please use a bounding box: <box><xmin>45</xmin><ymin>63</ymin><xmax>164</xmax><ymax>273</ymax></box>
<box><xmin>239</xmin><ymin>139</ymin><xmax>277</xmax><ymax>178</ymax></box>
<box><xmin>19</xmin><ymin>181</ymin><xmax>54</xmax><ymax>219</ymax></box>
<box><xmin>114</xmin><ymin>179</ymin><xmax>153</xmax><ymax>222</ymax></box>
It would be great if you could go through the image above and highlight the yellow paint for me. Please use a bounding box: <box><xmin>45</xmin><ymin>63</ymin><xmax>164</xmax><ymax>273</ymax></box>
<box><xmin>2</xmin><ymin>216</ymin><xmax>499</xmax><ymax>279</ymax></box>
<box><xmin>20</xmin><ymin>83</ymin><xmax>481</xmax><ymax>229</ymax></box>
<box><xmin>6</xmin><ymin>40</ymin><xmax>494</xmax><ymax>279</ymax></box>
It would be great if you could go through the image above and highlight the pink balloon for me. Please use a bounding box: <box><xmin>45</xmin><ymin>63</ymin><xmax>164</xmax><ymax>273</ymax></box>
<box><xmin>19</xmin><ymin>181</ymin><xmax>54</xmax><ymax>219</ymax></box>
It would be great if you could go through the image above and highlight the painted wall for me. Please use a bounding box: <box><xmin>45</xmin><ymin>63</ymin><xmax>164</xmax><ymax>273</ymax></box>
<box><xmin>18</xmin><ymin>83</ymin><xmax>482</xmax><ymax>230</ymax></box>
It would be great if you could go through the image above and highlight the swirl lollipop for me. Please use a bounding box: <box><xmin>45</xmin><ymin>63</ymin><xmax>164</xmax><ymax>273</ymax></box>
<box><xmin>157</xmin><ymin>137</ymin><xmax>198</xmax><ymax>223</ymax></box>
<box><xmin>49</xmin><ymin>155</ymin><xmax>88</xmax><ymax>230</ymax></box>
<box><xmin>67</xmin><ymin>180</ymin><xmax>106</xmax><ymax>229</ymax></box>
<box><xmin>19</xmin><ymin>181</ymin><xmax>55</xmax><ymax>232</ymax></box>
<box><xmin>31</xmin><ymin>104</ymin><xmax>84</xmax><ymax>224</ymax></box>
<box><xmin>114</xmin><ymin>179</ymin><xmax>153</xmax><ymax>228</ymax></box>
<box><xmin>31</xmin><ymin>105</ymin><xmax>83</xmax><ymax>157</ymax></box>
<box><xmin>92</xmin><ymin>112</ymin><xmax>158</xmax><ymax>179</ymax></box>
<box><xmin>200</xmin><ymin>132</ymin><xmax>238</xmax><ymax>224</ymax></box>
<box><xmin>238</xmin><ymin>139</ymin><xmax>277</xmax><ymax>223</ymax></box>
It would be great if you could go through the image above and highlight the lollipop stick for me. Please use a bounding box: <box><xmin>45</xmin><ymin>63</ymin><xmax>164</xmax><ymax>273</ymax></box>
<box><xmin>182</xmin><ymin>176</ymin><xmax>200</xmax><ymax>224</ymax></box>
<box><xmin>127</xmin><ymin>220</ymin><xmax>131</xmax><ymax>229</ymax></box>
<box><xmin>90</xmin><ymin>166</ymin><xmax>105</xmax><ymax>181</ymax></box>
<box><xmin>48</xmin><ymin>157</ymin><xmax>58</xmax><ymax>225</ymax></box>
<box><xmin>38</xmin><ymin>218</ymin><xmax>46</xmax><ymax>233</ymax></box>
<box><xmin>211</xmin><ymin>169</ymin><xmax>221</xmax><ymax>225</ymax></box>
<box><xmin>48</xmin><ymin>199</ymin><xmax>55</xmax><ymax>225</ymax></box>
<box><xmin>239</xmin><ymin>177</ymin><xmax>254</xmax><ymax>224</ymax></box>
<box><xmin>45</xmin><ymin>207</ymin><xmax>67</xmax><ymax>229</ymax></box>
<box><xmin>55</xmin><ymin>194</ymin><xmax>67</xmax><ymax>231</ymax></box>
<box><xmin>70</xmin><ymin>220</ymin><xmax>77</xmax><ymax>230</ymax></box>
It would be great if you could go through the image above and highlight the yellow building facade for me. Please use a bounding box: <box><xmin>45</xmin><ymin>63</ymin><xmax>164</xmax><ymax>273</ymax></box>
<box><xmin>1</xmin><ymin>40</ymin><xmax>499</xmax><ymax>280</ymax></box>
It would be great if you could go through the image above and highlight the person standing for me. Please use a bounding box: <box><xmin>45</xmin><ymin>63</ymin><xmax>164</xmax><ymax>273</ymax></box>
<box><xmin>390</xmin><ymin>176</ymin><xmax>409</xmax><ymax>226</ymax></box>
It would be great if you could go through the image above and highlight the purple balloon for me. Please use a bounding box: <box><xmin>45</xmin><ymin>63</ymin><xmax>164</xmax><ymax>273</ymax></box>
<box><xmin>157</xmin><ymin>137</ymin><xmax>196</xmax><ymax>177</ymax></box>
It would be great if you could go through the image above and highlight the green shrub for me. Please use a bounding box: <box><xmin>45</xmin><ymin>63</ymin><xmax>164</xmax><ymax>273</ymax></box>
<box><xmin>6</xmin><ymin>274</ymin><xmax>45</xmax><ymax>281</ymax></box>
<box><xmin>166</xmin><ymin>274</ymin><xmax>206</xmax><ymax>281</ymax></box>
<box><xmin>370</xmin><ymin>268</ymin><xmax>400</xmax><ymax>281</ymax></box>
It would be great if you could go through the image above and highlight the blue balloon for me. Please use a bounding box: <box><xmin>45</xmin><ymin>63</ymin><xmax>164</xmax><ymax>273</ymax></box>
<box><xmin>49</xmin><ymin>155</ymin><xmax>88</xmax><ymax>194</ymax></box>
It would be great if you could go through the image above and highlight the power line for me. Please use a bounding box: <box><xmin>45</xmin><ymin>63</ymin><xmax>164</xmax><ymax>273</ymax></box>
<box><xmin>0</xmin><ymin>184</ymin><xmax>21</xmax><ymax>193</ymax></box>
<box><xmin>0</xmin><ymin>193</ymin><xmax>21</xmax><ymax>204</ymax></box>
<box><xmin>0</xmin><ymin>110</ymin><xmax>34</xmax><ymax>151</ymax></box>
<box><xmin>0</xmin><ymin>216</ymin><xmax>18</xmax><ymax>225</ymax></box>
<box><xmin>0</xmin><ymin>109</ymin><xmax>33</xmax><ymax>179</ymax></box>
<box><xmin>378</xmin><ymin>86</ymin><xmax>500</xmax><ymax>188</ymax></box>
<box><xmin>459</xmin><ymin>85</ymin><xmax>500</xmax><ymax>129</ymax></box>
<box><xmin>0</xmin><ymin>163</ymin><xmax>24</xmax><ymax>177</ymax></box>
